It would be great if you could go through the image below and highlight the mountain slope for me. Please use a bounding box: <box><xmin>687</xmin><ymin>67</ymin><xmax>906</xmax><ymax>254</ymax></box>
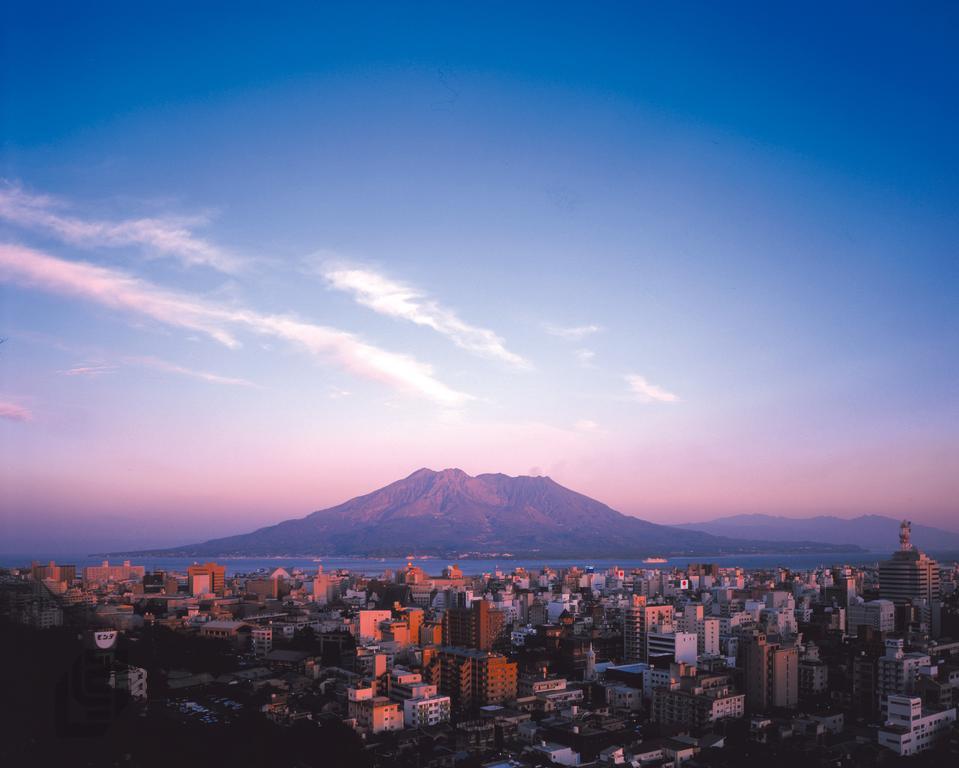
<box><xmin>140</xmin><ymin>469</ymin><xmax>865</xmax><ymax>557</ymax></box>
<box><xmin>676</xmin><ymin>513</ymin><xmax>959</xmax><ymax>552</ymax></box>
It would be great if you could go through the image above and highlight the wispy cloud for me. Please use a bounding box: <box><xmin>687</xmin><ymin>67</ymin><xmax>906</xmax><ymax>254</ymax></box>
<box><xmin>0</xmin><ymin>401</ymin><xmax>32</xmax><ymax>422</ymax></box>
<box><xmin>58</xmin><ymin>355</ymin><xmax>255</xmax><ymax>387</ymax></box>
<box><xmin>324</xmin><ymin>265</ymin><xmax>529</xmax><ymax>368</ymax></box>
<box><xmin>625</xmin><ymin>373</ymin><xmax>680</xmax><ymax>404</ymax></box>
<box><xmin>0</xmin><ymin>243</ymin><xmax>471</xmax><ymax>405</ymax></box>
<box><xmin>127</xmin><ymin>356</ymin><xmax>258</xmax><ymax>388</ymax></box>
<box><xmin>59</xmin><ymin>363</ymin><xmax>117</xmax><ymax>377</ymax></box>
<box><xmin>544</xmin><ymin>323</ymin><xmax>602</xmax><ymax>340</ymax></box>
<box><xmin>0</xmin><ymin>183</ymin><xmax>241</xmax><ymax>273</ymax></box>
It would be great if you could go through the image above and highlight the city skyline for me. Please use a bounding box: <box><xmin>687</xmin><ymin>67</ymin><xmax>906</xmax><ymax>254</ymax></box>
<box><xmin>2</xmin><ymin>3</ymin><xmax>958</xmax><ymax>553</ymax></box>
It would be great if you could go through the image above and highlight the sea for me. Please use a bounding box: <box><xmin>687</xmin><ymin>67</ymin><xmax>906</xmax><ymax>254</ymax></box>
<box><xmin>4</xmin><ymin>551</ymin><xmax>959</xmax><ymax>577</ymax></box>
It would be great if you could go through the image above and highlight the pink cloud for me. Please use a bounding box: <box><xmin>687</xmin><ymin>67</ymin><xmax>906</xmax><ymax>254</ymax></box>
<box><xmin>0</xmin><ymin>401</ymin><xmax>32</xmax><ymax>422</ymax></box>
<box><xmin>0</xmin><ymin>243</ymin><xmax>471</xmax><ymax>405</ymax></box>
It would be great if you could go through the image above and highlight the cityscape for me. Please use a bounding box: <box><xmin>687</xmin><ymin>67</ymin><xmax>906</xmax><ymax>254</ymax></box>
<box><xmin>2</xmin><ymin>3</ymin><xmax>958</xmax><ymax>767</ymax></box>
<box><xmin>2</xmin><ymin>520</ymin><xmax>958</xmax><ymax>766</ymax></box>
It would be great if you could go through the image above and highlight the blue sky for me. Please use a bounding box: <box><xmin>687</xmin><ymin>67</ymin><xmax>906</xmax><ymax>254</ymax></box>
<box><xmin>1</xmin><ymin>2</ymin><xmax>957</xmax><ymax>552</ymax></box>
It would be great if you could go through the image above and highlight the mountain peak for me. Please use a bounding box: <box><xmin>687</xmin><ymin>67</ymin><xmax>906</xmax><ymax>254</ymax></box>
<box><xmin>406</xmin><ymin>467</ymin><xmax>470</xmax><ymax>480</ymax></box>
<box><xmin>147</xmin><ymin>471</ymin><xmax>868</xmax><ymax>558</ymax></box>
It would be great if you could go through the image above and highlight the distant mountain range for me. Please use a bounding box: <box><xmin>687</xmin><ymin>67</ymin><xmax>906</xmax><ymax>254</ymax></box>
<box><xmin>676</xmin><ymin>514</ymin><xmax>959</xmax><ymax>553</ymax></box>
<box><xmin>130</xmin><ymin>468</ymin><xmax>866</xmax><ymax>558</ymax></box>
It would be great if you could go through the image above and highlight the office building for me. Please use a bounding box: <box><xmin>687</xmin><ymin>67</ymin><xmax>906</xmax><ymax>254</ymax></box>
<box><xmin>187</xmin><ymin>562</ymin><xmax>226</xmax><ymax>596</ymax></box>
<box><xmin>879</xmin><ymin>521</ymin><xmax>940</xmax><ymax>606</ymax></box>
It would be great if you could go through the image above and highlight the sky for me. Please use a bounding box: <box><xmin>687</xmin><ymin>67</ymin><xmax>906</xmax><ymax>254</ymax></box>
<box><xmin>1</xmin><ymin>2</ymin><xmax>957</xmax><ymax>553</ymax></box>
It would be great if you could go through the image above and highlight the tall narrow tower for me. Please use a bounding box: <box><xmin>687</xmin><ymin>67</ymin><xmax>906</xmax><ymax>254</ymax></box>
<box><xmin>584</xmin><ymin>642</ymin><xmax>597</xmax><ymax>681</ymax></box>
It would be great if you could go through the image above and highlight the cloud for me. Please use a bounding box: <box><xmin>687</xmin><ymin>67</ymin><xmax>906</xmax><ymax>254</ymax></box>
<box><xmin>0</xmin><ymin>242</ymin><xmax>242</xmax><ymax>347</ymax></box>
<box><xmin>0</xmin><ymin>401</ymin><xmax>32</xmax><ymax>422</ymax></box>
<box><xmin>59</xmin><ymin>363</ymin><xmax>117</xmax><ymax>377</ymax></box>
<box><xmin>324</xmin><ymin>265</ymin><xmax>529</xmax><ymax>368</ymax></box>
<box><xmin>59</xmin><ymin>356</ymin><xmax>255</xmax><ymax>387</ymax></box>
<box><xmin>0</xmin><ymin>243</ymin><xmax>471</xmax><ymax>405</ymax></box>
<box><xmin>125</xmin><ymin>356</ymin><xmax>258</xmax><ymax>388</ymax></box>
<box><xmin>625</xmin><ymin>373</ymin><xmax>680</xmax><ymax>404</ymax></box>
<box><xmin>0</xmin><ymin>183</ymin><xmax>241</xmax><ymax>272</ymax></box>
<box><xmin>544</xmin><ymin>323</ymin><xmax>602</xmax><ymax>340</ymax></box>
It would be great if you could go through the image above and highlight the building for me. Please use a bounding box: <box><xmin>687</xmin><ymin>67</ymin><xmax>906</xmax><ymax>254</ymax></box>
<box><xmin>799</xmin><ymin>656</ymin><xmax>829</xmax><ymax>698</ymax></box>
<box><xmin>527</xmin><ymin>742</ymin><xmax>581</xmax><ymax>766</ymax></box>
<box><xmin>647</xmin><ymin>630</ymin><xmax>698</xmax><ymax>665</ymax></box>
<box><xmin>432</xmin><ymin>647</ymin><xmax>518</xmax><ymax>713</ymax></box>
<box><xmin>443</xmin><ymin>598</ymin><xmax>505</xmax><ymax>651</ymax></box>
<box><xmin>83</xmin><ymin>560</ymin><xmax>146</xmax><ymax>584</ymax></box>
<box><xmin>624</xmin><ymin>595</ymin><xmax>674</xmax><ymax>663</ymax></box>
<box><xmin>31</xmin><ymin>561</ymin><xmax>76</xmax><ymax>583</ymax></box>
<box><xmin>388</xmin><ymin>668</ymin><xmax>438</xmax><ymax>702</ymax></box>
<box><xmin>846</xmin><ymin>599</ymin><xmax>896</xmax><ymax>636</ymax></box>
<box><xmin>403</xmin><ymin>694</ymin><xmax>452</xmax><ymax>728</ymax></box>
<box><xmin>347</xmin><ymin>687</ymin><xmax>403</xmax><ymax>734</ymax></box>
<box><xmin>879</xmin><ymin>521</ymin><xmax>940</xmax><ymax>607</ymax></box>
<box><xmin>199</xmin><ymin>619</ymin><xmax>252</xmax><ymax>647</ymax></box>
<box><xmin>187</xmin><ymin>562</ymin><xmax>226</xmax><ymax>596</ymax></box>
<box><xmin>355</xmin><ymin>609</ymin><xmax>392</xmax><ymax>642</ymax></box>
<box><xmin>877</xmin><ymin>694</ymin><xmax>956</xmax><ymax>756</ymax></box>
<box><xmin>109</xmin><ymin>665</ymin><xmax>148</xmax><ymax>700</ymax></box>
<box><xmin>652</xmin><ymin>683</ymin><xmax>745</xmax><ymax>729</ymax></box>
<box><xmin>877</xmin><ymin>638</ymin><xmax>931</xmax><ymax>706</ymax></box>
<box><xmin>20</xmin><ymin>600</ymin><xmax>63</xmax><ymax>628</ymax></box>
<box><xmin>252</xmin><ymin>626</ymin><xmax>273</xmax><ymax>657</ymax></box>
<box><xmin>741</xmin><ymin>631</ymin><xmax>798</xmax><ymax>712</ymax></box>
<box><xmin>518</xmin><ymin>674</ymin><xmax>568</xmax><ymax>698</ymax></box>
<box><xmin>245</xmin><ymin>577</ymin><xmax>281</xmax><ymax>600</ymax></box>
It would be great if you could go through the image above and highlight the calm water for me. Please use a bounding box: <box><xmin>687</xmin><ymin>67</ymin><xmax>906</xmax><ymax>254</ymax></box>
<box><xmin>5</xmin><ymin>551</ymin><xmax>958</xmax><ymax>576</ymax></box>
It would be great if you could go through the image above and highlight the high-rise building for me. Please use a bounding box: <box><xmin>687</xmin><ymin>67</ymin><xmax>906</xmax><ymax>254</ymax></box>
<box><xmin>431</xmin><ymin>647</ymin><xmax>517</xmax><ymax>713</ymax></box>
<box><xmin>741</xmin><ymin>631</ymin><xmax>798</xmax><ymax>712</ymax></box>
<box><xmin>879</xmin><ymin>521</ymin><xmax>940</xmax><ymax>607</ymax></box>
<box><xmin>186</xmin><ymin>562</ymin><xmax>226</xmax><ymax>596</ymax></box>
<box><xmin>624</xmin><ymin>595</ymin><xmax>674</xmax><ymax>663</ymax></box>
<box><xmin>443</xmin><ymin>598</ymin><xmax>505</xmax><ymax>650</ymax></box>
<box><xmin>877</xmin><ymin>638</ymin><xmax>930</xmax><ymax>707</ymax></box>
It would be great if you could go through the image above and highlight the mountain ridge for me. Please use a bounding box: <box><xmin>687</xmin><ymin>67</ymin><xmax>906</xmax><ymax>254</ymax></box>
<box><xmin>675</xmin><ymin>513</ymin><xmax>959</xmax><ymax>552</ymax></box>
<box><xmin>128</xmin><ymin>468</ymin><xmax>866</xmax><ymax>558</ymax></box>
